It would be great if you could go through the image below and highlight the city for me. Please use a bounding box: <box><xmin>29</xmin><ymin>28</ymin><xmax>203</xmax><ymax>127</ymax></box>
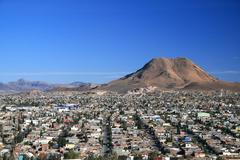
<box><xmin>0</xmin><ymin>0</ymin><xmax>240</xmax><ymax>160</ymax></box>
<box><xmin>0</xmin><ymin>89</ymin><xmax>239</xmax><ymax>160</ymax></box>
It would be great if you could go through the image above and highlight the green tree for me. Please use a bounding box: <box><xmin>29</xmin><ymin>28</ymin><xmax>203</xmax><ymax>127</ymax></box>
<box><xmin>133</xmin><ymin>155</ymin><xmax>143</xmax><ymax>160</ymax></box>
<box><xmin>64</xmin><ymin>150</ymin><xmax>79</xmax><ymax>159</ymax></box>
<box><xmin>57</xmin><ymin>137</ymin><xmax>67</xmax><ymax>147</ymax></box>
<box><xmin>149</xmin><ymin>151</ymin><xmax>160</xmax><ymax>160</ymax></box>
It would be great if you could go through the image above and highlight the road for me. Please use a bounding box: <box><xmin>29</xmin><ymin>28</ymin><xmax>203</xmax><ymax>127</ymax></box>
<box><xmin>101</xmin><ymin>115</ymin><xmax>112</xmax><ymax>156</ymax></box>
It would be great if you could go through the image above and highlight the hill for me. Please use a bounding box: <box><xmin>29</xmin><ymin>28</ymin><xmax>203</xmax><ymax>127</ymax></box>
<box><xmin>99</xmin><ymin>57</ymin><xmax>240</xmax><ymax>93</ymax></box>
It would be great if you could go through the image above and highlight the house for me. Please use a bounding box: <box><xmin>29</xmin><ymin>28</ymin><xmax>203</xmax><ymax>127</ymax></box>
<box><xmin>65</xmin><ymin>143</ymin><xmax>75</xmax><ymax>150</ymax></box>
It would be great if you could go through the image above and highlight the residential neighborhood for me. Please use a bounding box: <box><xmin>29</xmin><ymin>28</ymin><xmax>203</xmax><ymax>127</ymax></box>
<box><xmin>0</xmin><ymin>89</ymin><xmax>239</xmax><ymax>160</ymax></box>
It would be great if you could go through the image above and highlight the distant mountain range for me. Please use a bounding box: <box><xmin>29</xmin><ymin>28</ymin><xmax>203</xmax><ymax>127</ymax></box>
<box><xmin>1</xmin><ymin>57</ymin><xmax>240</xmax><ymax>93</ymax></box>
<box><xmin>0</xmin><ymin>79</ymin><xmax>92</xmax><ymax>93</ymax></box>
<box><xmin>99</xmin><ymin>57</ymin><xmax>240</xmax><ymax>93</ymax></box>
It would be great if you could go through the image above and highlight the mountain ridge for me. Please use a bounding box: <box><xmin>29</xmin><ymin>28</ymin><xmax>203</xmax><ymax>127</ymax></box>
<box><xmin>0</xmin><ymin>79</ymin><xmax>91</xmax><ymax>93</ymax></box>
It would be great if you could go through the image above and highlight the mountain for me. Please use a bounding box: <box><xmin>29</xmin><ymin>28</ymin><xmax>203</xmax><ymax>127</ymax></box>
<box><xmin>0</xmin><ymin>82</ymin><xmax>12</xmax><ymax>93</ymax></box>
<box><xmin>1</xmin><ymin>58</ymin><xmax>239</xmax><ymax>93</ymax></box>
<box><xmin>99</xmin><ymin>57</ymin><xmax>240</xmax><ymax>93</ymax></box>
<box><xmin>49</xmin><ymin>82</ymin><xmax>95</xmax><ymax>92</ymax></box>
<box><xmin>7</xmin><ymin>79</ymin><xmax>51</xmax><ymax>91</ymax></box>
<box><xmin>69</xmin><ymin>81</ymin><xmax>90</xmax><ymax>87</ymax></box>
<box><xmin>0</xmin><ymin>79</ymin><xmax>92</xmax><ymax>93</ymax></box>
<box><xmin>0</xmin><ymin>79</ymin><xmax>53</xmax><ymax>93</ymax></box>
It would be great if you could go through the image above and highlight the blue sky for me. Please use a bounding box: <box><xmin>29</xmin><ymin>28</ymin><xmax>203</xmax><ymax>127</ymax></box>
<box><xmin>0</xmin><ymin>0</ymin><xmax>240</xmax><ymax>83</ymax></box>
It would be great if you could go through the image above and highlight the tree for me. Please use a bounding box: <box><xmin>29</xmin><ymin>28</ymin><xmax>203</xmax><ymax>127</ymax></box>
<box><xmin>64</xmin><ymin>150</ymin><xmax>79</xmax><ymax>159</ymax></box>
<box><xmin>48</xmin><ymin>141</ymin><xmax>54</xmax><ymax>149</ymax></box>
<box><xmin>57</xmin><ymin>136</ymin><xmax>67</xmax><ymax>147</ymax></box>
<box><xmin>118</xmin><ymin>155</ymin><xmax>128</xmax><ymax>160</ymax></box>
<box><xmin>133</xmin><ymin>155</ymin><xmax>143</xmax><ymax>160</ymax></box>
<box><xmin>40</xmin><ymin>130</ymin><xmax>43</xmax><ymax>137</ymax></box>
<box><xmin>149</xmin><ymin>152</ymin><xmax>160</xmax><ymax>160</ymax></box>
<box><xmin>120</xmin><ymin>121</ymin><xmax>127</xmax><ymax>131</ymax></box>
<box><xmin>1</xmin><ymin>106</ymin><xmax>6</xmax><ymax>112</ymax></box>
<box><xmin>120</xmin><ymin>110</ymin><xmax>125</xmax><ymax>115</ymax></box>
